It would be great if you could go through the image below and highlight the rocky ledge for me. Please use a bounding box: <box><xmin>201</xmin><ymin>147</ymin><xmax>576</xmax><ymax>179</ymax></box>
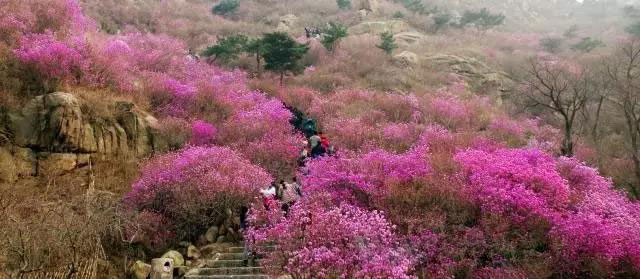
<box><xmin>0</xmin><ymin>92</ymin><xmax>166</xmax><ymax>181</ymax></box>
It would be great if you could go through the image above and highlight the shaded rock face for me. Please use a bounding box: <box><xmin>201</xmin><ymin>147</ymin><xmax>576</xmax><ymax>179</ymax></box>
<box><xmin>0</xmin><ymin>92</ymin><xmax>166</xmax><ymax>181</ymax></box>
<box><xmin>424</xmin><ymin>54</ymin><xmax>515</xmax><ymax>93</ymax></box>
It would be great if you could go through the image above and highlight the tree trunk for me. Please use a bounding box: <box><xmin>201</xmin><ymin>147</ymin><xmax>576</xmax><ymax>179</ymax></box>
<box><xmin>562</xmin><ymin>122</ymin><xmax>574</xmax><ymax>157</ymax></box>
<box><xmin>591</xmin><ymin>96</ymin><xmax>604</xmax><ymax>144</ymax></box>
<box><xmin>256</xmin><ymin>53</ymin><xmax>261</xmax><ymax>73</ymax></box>
<box><xmin>279</xmin><ymin>72</ymin><xmax>284</xmax><ymax>86</ymax></box>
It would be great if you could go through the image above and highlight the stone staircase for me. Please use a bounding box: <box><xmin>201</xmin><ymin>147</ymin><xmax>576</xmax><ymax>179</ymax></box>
<box><xmin>185</xmin><ymin>244</ymin><xmax>269</xmax><ymax>279</ymax></box>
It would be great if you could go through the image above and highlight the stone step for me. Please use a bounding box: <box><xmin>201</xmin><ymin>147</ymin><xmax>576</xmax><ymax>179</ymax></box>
<box><xmin>224</xmin><ymin>245</ymin><xmax>276</xmax><ymax>254</ymax></box>
<box><xmin>184</xmin><ymin>275</ymin><xmax>268</xmax><ymax>279</ymax></box>
<box><xmin>216</xmin><ymin>253</ymin><xmax>245</xmax><ymax>260</ymax></box>
<box><xmin>188</xmin><ymin>267</ymin><xmax>264</xmax><ymax>275</ymax></box>
<box><xmin>226</xmin><ymin>247</ymin><xmax>245</xmax><ymax>253</ymax></box>
<box><xmin>204</xmin><ymin>259</ymin><xmax>261</xmax><ymax>268</ymax></box>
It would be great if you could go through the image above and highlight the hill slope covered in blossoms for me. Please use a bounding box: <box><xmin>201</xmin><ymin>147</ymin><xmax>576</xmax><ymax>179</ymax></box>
<box><xmin>1</xmin><ymin>0</ymin><xmax>640</xmax><ymax>278</ymax></box>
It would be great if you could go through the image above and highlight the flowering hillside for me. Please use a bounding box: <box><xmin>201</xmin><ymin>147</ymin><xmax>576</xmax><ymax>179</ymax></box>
<box><xmin>1</xmin><ymin>0</ymin><xmax>640</xmax><ymax>278</ymax></box>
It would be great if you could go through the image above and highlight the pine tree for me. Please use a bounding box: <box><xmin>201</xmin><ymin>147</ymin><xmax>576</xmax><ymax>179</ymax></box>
<box><xmin>321</xmin><ymin>22</ymin><xmax>348</xmax><ymax>52</ymax></box>
<box><xmin>201</xmin><ymin>35</ymin><xmax>248</xmax><ymax>64</ymax></box>
<box><xmin>261</xmin><ymin>32</ymin><xmax>309</xmax><ymax>85</ymax></box>
<box><xmin>376</xmin><ymin>31</ymin><xmax>398</xmax><ymax>55</ymax></box>
<box><xmin>244</xmin><ymin>37</ymin><xmax>266</xmax><ymax>73</ymax></box>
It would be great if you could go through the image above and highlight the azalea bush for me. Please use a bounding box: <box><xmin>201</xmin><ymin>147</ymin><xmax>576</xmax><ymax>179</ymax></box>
<box><xmin>125</xmin><ymin>146</ymin><xmax>272</xmax><ymax>243</ymax></box>
<box><xmin>456</xmin><ymin>147</ymin><xmax>640</xmax><ymax>275</ymax></box>
<box><xmin>190</xmin><ymin>120</ymin><xmax>217</xmax><ymax>146</ymax></box>
<box><xmin>246</xmin><ymin>193</ymin><xmax>415</xmax><ymax>279</ymax></box>
<box><xmin>302</xmin><ymin>148</ymin><xmax>431</xmax><ymax>208</ymax></box>
<box><xmin>2</xmin><ymin>0</ymin><xmax>302</xmax><ymax>178</ymax></box>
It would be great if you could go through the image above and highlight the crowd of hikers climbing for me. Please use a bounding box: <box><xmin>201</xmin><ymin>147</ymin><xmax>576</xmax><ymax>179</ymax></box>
<box><xmin>239</xmin><ymin>106</ymin><xmax>334</xmax><ymax>264</ymax></box>
<box><xmin>259</xmin><ymin>106</ymin><xmax>335</xmax><ymax>213</ymax></box>
<box><xmin>288</xmin><ymin>106</ymin><xmax>335</xmax><ymax>166</ymax></box>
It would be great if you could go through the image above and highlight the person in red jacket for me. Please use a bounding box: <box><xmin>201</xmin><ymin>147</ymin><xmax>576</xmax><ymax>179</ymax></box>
<box><xmin>319</xmin><ymin>132</ymin><xmax>334</xmax><ymax>155</ymax></box>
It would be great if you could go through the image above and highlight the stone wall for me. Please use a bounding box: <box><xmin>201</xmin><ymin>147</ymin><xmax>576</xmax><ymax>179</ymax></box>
<box><xmin>0</xmin><ymin>92</ymin><xmax>166</xmax><ymax>181</ymax></box>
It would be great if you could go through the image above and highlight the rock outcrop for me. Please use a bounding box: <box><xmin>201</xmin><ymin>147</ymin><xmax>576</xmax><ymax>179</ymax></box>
<box><xmin>0</xmin><ymin>92</ymin><xmax>166</xmax><ymax>181</ymax></box>
<box><xmin>349</xmin><ymin>20</ymin><xmax>411</xmax><ymax>35</ymax></box>
<box><xmin>393</xmin><ymin>32</ymin><xmax>426</xmax><ymax>47</ymax></box>
<box><xmin>131</xmin><ymin>260</ymin><xmax>151</xmax><ymax>279</ymax></box>
<box><xmin>424</xmin><ymin>54</ymin><xmax>514</xmax><ymax>93</ymax></box>
<box><xmin>161</xmin><ymin>250</ymin><xmax>185</xmax><ymax>267</ymax></box>
<box><xmin>393</xmin><ymin>51</ymin><xmax>419</xmax><ymax>66</ymax></box>
<box><xmin>277</xmin><ymin>14</ymin><xmax>298</xmax><ymax>32</ymax></box>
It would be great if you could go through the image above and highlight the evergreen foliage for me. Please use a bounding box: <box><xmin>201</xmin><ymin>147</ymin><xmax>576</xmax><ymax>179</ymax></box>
<box><xmin>244</xmin><ymin>37</ymin><xmax>266</xmax><ymax>72</ymax></box>
<box><xmin>321</xmin><ymin>22</ymin><xmax>348</xmax><ymax>52</ymax></box>
<box><xmin>336</xmin><ymin>0</ymin><xmax>351</xmax><ymax>10</ymax></box>
<box><xmin>201</xmin><ymin>34</ymin><xmax>248</xmax><ymax>63</ymax></box>
<box><xmin>376</xmin><ymin>31</ymin><xmax>398</xmax><ymax>55</ymax></box>
<box><xmin>570</xmin><ymin>37</ymin><xmax>604</xmax><ymax>53</ymax></box>
<box><xmin>433</xmin><ymin>13</ymin><xmax>452</xmax><ymax>32</ymax></box>
<box><xmin>540</xmin><ymin>36</ymin><xmax>564</xmax><ymax>54</ymax></box>
<box><xmin>626</xmin><ymin>21</ymin><xmax>640</xmax><ymax>37</ymax></box>
<box><xmin>261</xmin><ymin>32</ymin><xmax>309</xmax><ymax>85</ymax></box>
<box><xmin>212</xmin><ymin>0</ymin><xmax>239</xmax><ymax>15</ymax></box>
<box><xmin>459</xmin><ymin>8</ymin><xmax>505</xmax><ymax>30</ymax></box>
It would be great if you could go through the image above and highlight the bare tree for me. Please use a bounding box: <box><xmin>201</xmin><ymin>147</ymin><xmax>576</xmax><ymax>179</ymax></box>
<box><xmin>523</xmin><ymin>58</ymin><xmax>591</xmax><ymax>157</ymax></box>
<box><xmin>605</xmin><ymin>38</ymin><xmax>640</xmax><ymax>197</ymax></box>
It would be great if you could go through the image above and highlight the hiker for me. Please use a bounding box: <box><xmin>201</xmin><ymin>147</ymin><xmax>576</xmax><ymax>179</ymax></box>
<box><xmin>239</xmin><ymin>205</ymin><xmax>253</xmax><ymax>266</ymax></box>
<box><xmin>275</xmin><ymin>180</ymin><xmax>286</xmax><ymax>201</ymax></box>
<box><xmin>281</xmin><ymin>178</ymin><xmax>301</xmax><ymax>216</ymax></box>
<box><xmin>239</xmin><ymin>206</ymin><xmax>249</xmax><ymax>230</ymax></box>
<box><xmin>309</xmin><ymin>131</ymin><xmax>323</xmax><ymax>157</ymax></box>
<box><xmin>310</xmin><ymin>131</ymin><xmax>326</xmax><ymax>158</ymax></box>
<box><xmin>319</xmin><ymin>132</ymin><xmax>329</xmax><ymax>149</ymax></box>
<box><xmin>290</xmin><ymin>176</ymin><xmax>302</xmax><ymax>197</ymax></box>
<box><xmin>260</xmin><ymin>183</ymin><xmax>277</xmax><ymax>210</ymax></box>
<box><xmin>310</xmin><ymin>142</ymin><xmax>326</xmax><ymax>158</ymax></box>
<box><xmin>309</xmin><ymin>131</ymin><xmax>321</xmax><ymax>148</ymax></box>
<box><xmin>302</xmin><ymin>118</ymin><xmax>317</xmax><ymax>138</ymax></box>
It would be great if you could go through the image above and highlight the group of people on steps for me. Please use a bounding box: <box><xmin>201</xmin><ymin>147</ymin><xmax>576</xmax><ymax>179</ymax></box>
<box><xmin>240</xmin><ymin>110</ymin><xmax>335</xmax><ymax>265</ymax></box>
<box><xmin>260</xmin><ymin>178</ymin><xmax>302</xmax><ymax>215</ymax></box>
<box><xmin>298</xmin><ymin>130</ymin><xmax>334</xmax><ymax>166</ymax></box>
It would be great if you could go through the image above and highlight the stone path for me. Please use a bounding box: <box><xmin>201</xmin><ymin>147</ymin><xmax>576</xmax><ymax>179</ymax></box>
<box><xmin>185</xmin><ymin>244</ymin><xmax>268</xmax><ymax>279</ymax></box>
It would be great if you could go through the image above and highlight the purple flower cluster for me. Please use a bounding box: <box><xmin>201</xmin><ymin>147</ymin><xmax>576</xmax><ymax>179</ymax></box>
<box><xmin>302</xmin><ymin>148</ymin><xmax>430</xmax><ymax>207</ymax></box>
<box><xmin>246</xmin><ymin>194</ymin><xmax>414</xmax><ymax>279</ymax></box>
<box><xmin>125</xmin><ymin>146</ymin><xmax>272</xmax><ymax>242</ymax></box>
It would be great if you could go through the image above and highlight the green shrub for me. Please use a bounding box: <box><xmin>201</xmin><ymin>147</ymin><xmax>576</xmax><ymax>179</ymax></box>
<box><xmin>459</xmin><ymin>8</ymin><xmax>505</xmax><ymax>30</ymax></box>
<box><xmin>433</xmin><ymin>13</ymin><xmax>451</xmax><ymax>32</ymax></box>
<box><xmin>540</xmin><ymin>37</ymin><xmax>564</xmax><ymax>54</ymax></box>
<box><xmin>376</xmin><ymin>31</ymin><xmax>398</xmax><ymax>55</ymax></box>
<box><xmin>563</xmin><ymin>25</ymin><xmax>579</xmax><ymax>38</ymax></box>
<box><xmin>201</xmin><ymin>35</ymin><xmax>248</xmax><ymax>64</ymax></box>
<box><xmin>337</xmin><ymin>0</ymin><xmax>351</xmax><ymax>10</ymax></box>
<box><xmin>396</xmin><ymin>0</ymin><xmax>432</xmax><ymax>15</ymax></box>
<box><xmin>570</xmin><ymin>37</ymin><xmax>604</xmax><ymax>53</ymax></box>
<box><xmin>626</xmin><ymin>21</ymin><xmax>640</xmax><ymax>37</ymax></box>
<box><xmin>212</xmin><ymin>0</ymin><xmax>239</xmax><ymax>16</ymax></box>
<box><xmin>321</xmin><ymin>22</ymin><xmax>348</xmax><ymax>52</ymax></box>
